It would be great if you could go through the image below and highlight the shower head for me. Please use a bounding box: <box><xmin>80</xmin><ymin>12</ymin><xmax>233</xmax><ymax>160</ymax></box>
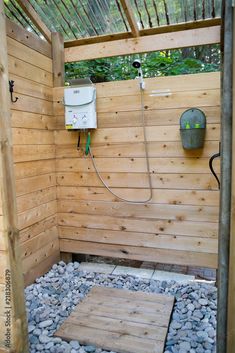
<box><xmin>132</xmin><ymin>59</ymin><xmax>141</xmax><ymax>69</ymax></box>
<box><xmin>132</xmin><ymin>60</ymin><xmax>145</xmax><ymax>90</ymax></box>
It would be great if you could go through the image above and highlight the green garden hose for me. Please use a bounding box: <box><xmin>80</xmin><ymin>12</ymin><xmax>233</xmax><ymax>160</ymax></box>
<box><xmin>85</xmin><ymin>131</ymin><xmax>91</xmax><ymax>155</ymax></box>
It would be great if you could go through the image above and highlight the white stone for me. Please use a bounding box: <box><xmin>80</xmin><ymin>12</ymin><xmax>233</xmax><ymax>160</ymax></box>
<box><xmin>152</xmin><ymin>270</ymin><xmax>195</xmax><ymax>283</ymax></box>
<box><xmin>78</xmin><ymin>262</ymin><xmax>116</xmax><ymax>274</ymax></box>
<box><xmin>112</xmin><ymin>266</ymin><xmax>154</xmax><ymax>279</ymax></box>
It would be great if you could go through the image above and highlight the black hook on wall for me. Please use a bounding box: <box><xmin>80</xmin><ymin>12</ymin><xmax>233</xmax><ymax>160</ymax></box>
<box><xmin>9</xmin><ymin>80</ymin><xmax>18</xmax><ymax>103</ymax></box>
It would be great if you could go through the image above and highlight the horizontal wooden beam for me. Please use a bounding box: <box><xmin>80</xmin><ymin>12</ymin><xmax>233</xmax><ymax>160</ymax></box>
<box><xmin>65</xmin><ymin>25</ymin><xmax>221</xmax><ymax>63</ymax></box>
<box><xmin>6</xmin><ymin>19</ymin><xmax>52</xmax><ymax>58</ymax></box>
<box><xmin>65</xmin><ymin>32</ymin><xmax>133</xmax><ymax>48</ymax></box>
<box><xmin>140</xmin><ymin>17</ymin><xmax>221</xmax><ymax>36</ymax></box>
<box><xmin>64</xmin><ymin>18</ymin><xmax>221</xmax><ymax>48</ymax></box>
<box><xmin>16</xmin><ymin>0</ymin><xmax>52</xmax><ymax>43</ymax></box>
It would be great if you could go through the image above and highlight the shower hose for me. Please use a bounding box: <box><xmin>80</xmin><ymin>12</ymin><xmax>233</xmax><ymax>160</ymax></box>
<box><xmin>87</xmin><ymin>88</ymin><xmax>153</xmax><ymax>204</ymax></box>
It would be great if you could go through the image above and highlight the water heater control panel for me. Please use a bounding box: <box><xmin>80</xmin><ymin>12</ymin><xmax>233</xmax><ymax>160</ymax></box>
<box><xmin>64</xmin><ymin>85</ymin><xmax>97</xmax><ymax>130</ymax></box>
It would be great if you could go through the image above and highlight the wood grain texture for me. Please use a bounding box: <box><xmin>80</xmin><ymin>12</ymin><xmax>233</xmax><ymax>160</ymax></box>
<box><xmin>6</xmin><ymin>19</ymin><xmax>52</xmax><ymax>58</ymax></box>
<box><xmin>59</xmin><ymin>227</ymin><xmax>218</xmax><ymax>254</ymax></box>
<box><xmin>56</xmin><ymin>73</ymin><xmax>220</xmax><ymax>268</ymax></box>
<box><xmin>65</xmin><ymin>26</ymin><xmax>220</xmax><ymax>62</ymax></box>
<box><xmin>7</xmin><ymin>34</ymin><xmax>59</xmax><ymax>285</ymax></box>
<box><xmin>119</xmin><ymin>0</ymin><xmax>139</xmax><ymax>37</ymax></box>
<box><xmin>52</xmin><ymin>33</ymin><xmax>65</xmax><ymax>87</ymax></box>
<box><xmin>7</xmin><ymin>36</ymin><xmax>52</xmax><ymax>72</ymax></box>
<box><xmin>8</xmin><ymin>55</ymin><xmax>53</xmax><ymax>87</ymax></box>
<box><xmin>55</xmin><ymin>286</ymin><xmax>174</xmax><ymax>353</ymax></box>
<box><xmin>64</xmin><ymin>19</ymin><xmax>221</xmax><ymax>48</ymax></box>
<box><xmin>53</xmin><ymin>72</ymin><xmax>220</xmax><ymax>99</ymax></box>
<box><xmin>0</xmin><ymin>5</ymin><xmax>29</xmax><ymax>351</ymax></box>
<box><xmin>60</xmin><ymin>240</ymin><xmax>217</xmax><ymax>268</ymax></box>
<box><xmin>57</xmin><ymin>186</ymin><xmax>219</xmax><ymax>206</ymax></box>
<box><xmin>15</xmin><ymin>0</ymin><xmax>52</xmax><ymax>43</ymax></box>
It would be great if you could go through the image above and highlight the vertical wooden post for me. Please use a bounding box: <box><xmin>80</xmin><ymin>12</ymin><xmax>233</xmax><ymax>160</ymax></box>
<box><xmin>52</xmin><ymin>32</ymin><xmax>65</xmax><ymax>87</ymax></box>
<box><xmin>0</xmin><ymin>1</ymin><xmax>29</xmax><ymax>352</ymax></box>
<box><xmin>52</xmin><ymin>32</ymin><xmax>72</xmax><ymax>263</ymax></box>
<box><xmin>227</xmin><ymin>6</ymin><xmax>235</xmax><ymax>353</ymax></box>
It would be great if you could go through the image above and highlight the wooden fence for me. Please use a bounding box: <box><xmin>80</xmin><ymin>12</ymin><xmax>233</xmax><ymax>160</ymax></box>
<box><xmin>54</xmin><ymin>72</ymin><xmax>220</xmax><ymax>268</ymax></box>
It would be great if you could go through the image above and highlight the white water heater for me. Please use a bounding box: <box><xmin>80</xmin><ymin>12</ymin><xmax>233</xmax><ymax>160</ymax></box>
<box><xmin>64</xmin><ymin>81</ymin><xmax>97</xmax><ymax>130</ymax></box>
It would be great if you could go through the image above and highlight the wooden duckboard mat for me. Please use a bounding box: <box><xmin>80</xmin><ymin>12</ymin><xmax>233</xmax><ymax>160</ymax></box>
<box><xmin>55</xmin><ymin>286</ymin><xmax>175</xmax><ymax>353</ymax></box>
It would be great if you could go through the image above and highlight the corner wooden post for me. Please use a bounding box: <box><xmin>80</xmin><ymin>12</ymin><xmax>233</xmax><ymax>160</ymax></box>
<box><xmin>0</xmin><ymin>2</ymin><xmax>29</xmax><ymax>352</ymax></box>
<box><xmin>52</xmin><ymin>32</ymin><xmax>71</xmax><ymax>263</ymax></box>
<box><xmin>52</xmin><ymin>32</ymin><xmax>65</xmax><ymax>87</ymax></box>
<box><xmin>227</xmin><ymin>6</ymin><xmax>235</xmax><ymax>353</ymax></box>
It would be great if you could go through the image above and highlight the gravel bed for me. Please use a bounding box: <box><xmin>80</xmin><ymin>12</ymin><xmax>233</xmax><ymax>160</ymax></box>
<box><xmin>26</xmin><ymin>261</ymin><xmax>216</xmax><ymax>353</ymax></box>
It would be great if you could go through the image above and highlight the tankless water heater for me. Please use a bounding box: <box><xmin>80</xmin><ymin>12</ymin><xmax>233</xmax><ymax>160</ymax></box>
<box><xmin>64</xmin><ymin>84</ymin><xmax>97</xmax><ymax>130</ymax></box>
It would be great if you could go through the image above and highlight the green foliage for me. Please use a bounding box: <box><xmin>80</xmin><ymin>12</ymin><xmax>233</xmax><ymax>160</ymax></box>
<box><xmin>65</xmin><ymin>45</ymin><xmax>221</xmax><ymax>83</ymax></box>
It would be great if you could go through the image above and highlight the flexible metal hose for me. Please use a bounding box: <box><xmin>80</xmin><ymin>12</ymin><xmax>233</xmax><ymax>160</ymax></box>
<box><xmin>89</xmin><ymin>88</ymin><xmax>153</xmax><ymax>203</ymax></box>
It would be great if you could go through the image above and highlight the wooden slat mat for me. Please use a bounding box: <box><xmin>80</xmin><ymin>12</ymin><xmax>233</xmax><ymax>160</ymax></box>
<box><xmin>55</xmin><ymin>286</ymin><xmax>174</xmax><ymax>353</ymax></box>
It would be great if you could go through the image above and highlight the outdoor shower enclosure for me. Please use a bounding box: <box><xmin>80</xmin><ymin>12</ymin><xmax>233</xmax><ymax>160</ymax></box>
<box><xmin>0</xmin><ymin>0</ymin><xmax>232</xmax><ymax>352</ymax></box>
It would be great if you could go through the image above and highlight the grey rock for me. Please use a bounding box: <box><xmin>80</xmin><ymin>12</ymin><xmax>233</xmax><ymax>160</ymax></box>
<box><xmin>171</xmin><ymin>321</ymin><xmax>182</xmax><ymax>329</ymax></box>
<box><xmin>183</xmin><ymin>322</ymin><xmax>192</xmax><ymax>330</ymax></box>
<box><xmin>39</xmin><ymin>335</ymin><xmax>51</xmax><ymax>344</ymax></box>
<box><xmin>36</xmin><ymin>343</ymin><xmax>44</xmax><ymax>351</ymax></box>
<box><xmin>84</xmin><ymin>346</ymin><xmax>96</xmax><ymax>353</ymax></box>
<box><xmin>38</xmin><ymin>319</ymin><xmax>53</xmax><ymax>328</ymax></box>
<box><xmin>45</xmin><ymin>341</ymin><xmax>54</xmax><ymax>350</ymax></box>
<box><xmin>28</xmin><ymin>324</ymin><xmax>36</xmax><ymax>333</ymax></box>
<box><xmin>70</xmin><ymin>340</ymin><xmax>80</xmax><ymax>349</ymax></box>
<box><xmin>25</xmin><ymin>261</ymin><xmax>216</xmax><ymax>353</ymax></box>
<box><xmin>198</xmin><ymin>298</ymin><xmax>208</xmax><ymax>306</ymax></box>
<box><xmin>179</xmin><ymin>341</ymin><xmax>191</xmax><ymax>350</ymax></box>
<box><xmin>196</xmin><ymin>331</ymin><xmax>209</xmax><ymax>340</ymax></box>
<box><xmin>53</xmin><ymin>337</ymin><xmax>62</xmax><ymax>343</ymax></box>
<box><xmin>193</xmin><ymin>310</ymin><xmax>204</xmax><ymax>319</ymax></box>
<box><xmin>187</xmin><ymin>303</ymin><xmax>195</xmax><ymax>311</ymax></box>
<box><xmin>29</xmin><ymin>335</ymin><xmax>39</xmax><ymax>345</ymax></box>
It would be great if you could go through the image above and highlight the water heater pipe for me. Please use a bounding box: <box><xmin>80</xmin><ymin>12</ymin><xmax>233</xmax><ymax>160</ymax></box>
<box><xmin>88</xmin><ymin>88</ymin><xmax>153</xmax><ymax>203</ymax></box>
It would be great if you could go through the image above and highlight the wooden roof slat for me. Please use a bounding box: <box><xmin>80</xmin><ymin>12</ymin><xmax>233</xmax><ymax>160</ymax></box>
<box><xmin>163</xmin><ymin>0</ymin><xmax>170</xmax><ymax>25</ymax></box>
<box><xmin>60</xmin><ymin>0</ymin><xmax>80</xmax><ymax>34</ymax></box>
<box><xmin>211</xmin><ymin>0</ymin><xmax>216</xmax><ymax>18</ymax></box>
<box><xmin>51</xmin><ymin>0</ymin><xmax>77</xmax><ymax>39</ymax></box>
<box><xmin>9</xmin><ymin>0</ymin><xmax>39</xmax><ymax>36</ymax></box>
<box><xmin>143</xmin><ymin>0</ymin><xmax>153</xmax><ymax>28</ymax></box>
<box><xmin>152</xmin><ymin>0</ymin><xmax>160</xmax><ymax>26</ymax></box>
<box><xmin>5</xmin><ymin>0</ymin><xmax>222</xmax><ymax>43</ymax></box>
<box><xmin>119</xmin><ymin>0</ymin><xmax>140</xmax><ymax>37</ymax></box>
<box><xmin>5</xmin><ymin>2</ymin><xmax>27</xmax><ymax>31</ymax></box>
<box><xmin>115</xmin><ymin>0</ymin><xmax>129</xmax><ymax>32</ymax></box>
<box><xmin>78</xmin><ymin>0</ymin><xmax>99</xmax><ymax>36</ymax></box>
<box><xmin>15</xmin><ymin>0</ymin><xmax>52</xmax><ymax>42</ymax></box>
<box><xmin>133</xmin><ymin>0</ymin><xmax>144</xmax><ymax>29</ymax></box>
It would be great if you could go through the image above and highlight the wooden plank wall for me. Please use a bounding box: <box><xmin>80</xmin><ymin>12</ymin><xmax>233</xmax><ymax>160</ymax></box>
<box><xmin>0</xmin><ymin>173</ymin><xmax>10</xmax><ymax>350</ymax></box>
<box><xmin>54</xmin><ymin>72</ymin><xmax>220</xmax><ymax>268</ymax></box>
<box><xmin>7</xmin><ymin>32</ymin><xmax>60</xmax><ymax>285</ymax></box>
<box><xmin>0</xmin><ymin>8</ymin><xmax>29</xmax><ymax>351</ymax></box>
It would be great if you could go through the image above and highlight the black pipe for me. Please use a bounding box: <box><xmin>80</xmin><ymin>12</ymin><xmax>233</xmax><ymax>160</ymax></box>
<box><xmin>217</xmin><ymin>0</ymin><xmax>233</xmax><ymax>352</ymax></box>
<box><xmin>209</xmin><ymin>151</ymin><xmax>220</xmax><ymax>189</ymax></box>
